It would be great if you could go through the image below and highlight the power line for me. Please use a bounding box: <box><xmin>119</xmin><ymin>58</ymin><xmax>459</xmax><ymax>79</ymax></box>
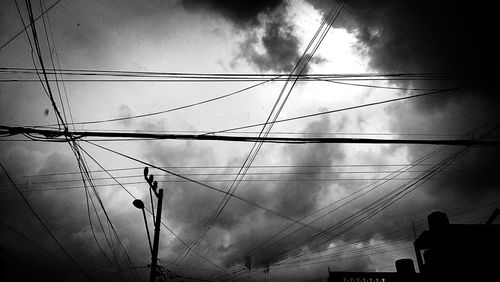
<box><xmin>72</xmin><ymin>142</ymin><xmax>143</xmax><ymax>281</ymax></box>
<box><xmin>24</xmin><ymin>0</ymin><xmax>66</xmax><ymax>129</ymax></box>
<box><xmin>0</xmin><ymin>67</ymin><xmax>473</xmax><ymax>80</ymax></box>
<box><xmin>76</xmin><ymin>144</ymin><xmax>230</xmax><ymax>276</ymax></box>
<box><xmin>4</xmin><ymin>169</ymin><xmax>469</xmax><ymax>185</ymax></box>
<box><xmin>4</xmin><ymin>128</ymin><xmax>468</xmax><ymax>137</ymax></box>
<box><xmin>175</xmin><ymin>2</ymin><xmax>352</xmax><ymax>269</ymax></box>
<box><xmin>0</xmin><ymin>218</ymin><xmax>70</xmax><ymax>265</ymax></box>
<box><xmin>24</xmin><ymin>1</ymin><xmax>139</xmax><ymax>278</ymax></box>
<box><xmin>225</xmin><ymin>138</ymin><xmax>478</xmax><ymax>276</ymax></box>
<box><xmin>3</xmin><ymin>82</ymin><xmax>475</xmax><ymax>129</ymax></box>
<box><xmin>212</xmin><ymin>145</ymin><xmax>449</xmax><ymax>278</ymax></box>
<box><xmin>254</xmin><ymin>147</ymin><xmax>469</xmax><ymax>271</ymax></box>
<box><xmin>5</xmin><ymin>162</ymin><xmax>484</xmax><ymax>179</ymax></box>
<box><xmin>59</xmin><ymin>78</ymin><xmax>278</xmax><ymax>126</ymax></box>
<box><xmin>1</xmin><ymin>124</ymin><xmax>498</xmax><ymax>145</ymax></box>
<box><xmin>0</xmin><ymin>160</ymin><xmax>95</xmax><ymax>281</ymax></box>
<box><xmin>83</xmin><ymin>140</ymin><xmax>404</xmax><ymax>260</ymax></box>
<box><xmin>209</xmin><ymin>84</ymin><xmax>476</xmax><ymax>134</ymax></box>
<box><xmin>3</xmin><ymin>176</ymin><xmax>476</xmax><ymax>194</ymax></box>
<box><xmin>0</xmin><ymin>0</ymin><xmax>64</xmax><ymax>52</ymax></box>
<box><xmin>14</xmin><ymin>1</ymin><xmax>138</xmax><ymax>279</ymax></box>
<box><xmin>243</xmin><ymin>198</ymin><xmax>499</xmax><ymax>281</ymax></box>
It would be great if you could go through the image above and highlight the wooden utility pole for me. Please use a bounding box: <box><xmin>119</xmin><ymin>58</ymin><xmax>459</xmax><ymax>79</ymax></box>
<box><xmin>138</xmin><ymin>167</ymin><xmax>164</xmax><ymax>282</ymax></box>
<box><xmin>150</xmin><ymin>188</ymin><xmax>163</xmax><ymax>282</ymax></box>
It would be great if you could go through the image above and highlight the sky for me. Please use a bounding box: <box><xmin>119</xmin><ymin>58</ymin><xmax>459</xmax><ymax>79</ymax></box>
<box><xmin>1</xmin><ymin>0</ymin><xmax>499</xmax><ymax>281</ymax></box>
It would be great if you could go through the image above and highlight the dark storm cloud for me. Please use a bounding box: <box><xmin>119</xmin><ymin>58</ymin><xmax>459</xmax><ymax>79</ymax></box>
<box><xmin>215</xmin><ymin>116</ymin><xmax>348</xmax><ymax>267</ymax></box>
<box><xmin>270</xmin><ymin>116</ymin><xmax>345</xmax><ymax>218</ymax></box>
<box><xmin>0</xmin><ymin>147</ymin><xmax>129</xmax><ymax>281</ymax></box>
<box><xmin>181</xmin><ymin>0</ymin><xmax>318</xmax><ymax>73</ymax></box>
<box><xmin>304</xmin><ymin>0</ymin><xmax>500</xmax><ymax>206</ymax></box>
<box><xmin>181</xmin><ymin>0</ymin><xmax>284</xmax><ymax>27</ymax></box>
<box><xmin>131</xmin><ymin>114</ymin><xmax>357</xmax><ymax>271</ymax></box>
<box><xmin>238</xmin><ymin>15</ymin><xmax>302</xmax><ymax>73</ymax></box>
<box><xmin>132</xmin><ymin>114</ymin><xmax>479</xmax><ymax>276</ymax></box>
<box><xmin>308</xmin><ymin>0</ymin><xmax>499</xmax><ymax>111</ymax></box>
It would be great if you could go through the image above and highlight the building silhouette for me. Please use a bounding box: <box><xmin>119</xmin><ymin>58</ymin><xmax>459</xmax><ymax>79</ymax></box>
<box><xmin>414</xmin><ymin>210</ymin><xmax>500</xmax><ymax>282</ymax></box>
<box><xmin>328</xmin><ymin>258</ymin><xmax>420</xmax><ymax>282</ymax></box>
<box><xmin>328</xmin><ymin>209</ymin><xmax>499</xmax><ymax>282</ymax></box>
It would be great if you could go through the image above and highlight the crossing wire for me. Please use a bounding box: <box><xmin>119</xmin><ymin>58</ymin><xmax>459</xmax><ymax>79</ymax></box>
<box><xmin>174</xmin><ymin>0</ymin><xmax>348</xmax><ymax>269</ymax></box>
<box><xmin>77</xmin><ymin>144</ymin><xmax>230</xmax><ymax>276</ymax></box>
<box><xmin>225</xmin><ymin>147</ymin><xmax>470</xmax><ymax>281</ymax></box>
<box><xmin>5</xmin><ymin>162</ymin><xmax>484</xmax><ymax>179</ymax></box>
<box><xmin>0</xmin><ymin>160</ymin><xmax>95</xmax><ymax>281</ymax></box>
<box><xmin>212</xmin><ymin>145</ymin><xmax>449</xmax><ymax>276</ymax></box>
<box><xmin>83</xmin><ymin>140</ymin><xmax>405</xmax><ymax>261</ymax></box>
<box><xmin>18</xmin><ymin>2</ymin><xmax>142</xmax><ymax>279</ymax></box>
<box><xmin>0</xmin><ymin>0</ymin><xmax>63</xmax><ymax>52</ymax></box>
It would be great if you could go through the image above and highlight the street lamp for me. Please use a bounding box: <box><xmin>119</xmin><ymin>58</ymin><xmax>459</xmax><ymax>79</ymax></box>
<box><xmin>133</xmin><ymin>199</ymin><xmax>152</xmax><ymax>254</ymax></box>
<box><xmin>132</xmin><ymin>167</ymin><xmax>164</xmax><ymax>282</ymax></box>
<box><xmin>133</xmin><ymin>199</ymin><xmax>145</xmax><ymax>209</ymax></box>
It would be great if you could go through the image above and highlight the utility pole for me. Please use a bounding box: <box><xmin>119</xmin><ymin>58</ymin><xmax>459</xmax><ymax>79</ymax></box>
<box><xmin>141</xmin><ymin>167</ymin><xmax>164</xmax><ymax>282</ymax></box>
<box><xmin>150</xmin><ymin>188</ymin><xmax>163</xmax><ymax>282</ymax></box>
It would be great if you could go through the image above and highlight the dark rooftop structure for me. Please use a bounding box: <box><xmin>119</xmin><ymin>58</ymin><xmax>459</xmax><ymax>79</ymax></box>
<box><xmin>328</xmin><ymin>258</ymin><xmax>421</xmax><ymax>282</ymax></box>
<box><xmin>328</xmin><ymin>209</ymin><xmax>499</xmax><ymax>282</ymax></box>
<box><xmin>414</xmin><ymin>209</ymin><xmax>500</xmax><ymax>282</ymax></box>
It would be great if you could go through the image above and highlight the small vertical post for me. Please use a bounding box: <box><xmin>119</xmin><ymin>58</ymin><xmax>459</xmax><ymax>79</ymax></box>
<box><xmin>244</xmin><ymin>256</ymin><xmax>251</xmax><ymax>282</ymax></box>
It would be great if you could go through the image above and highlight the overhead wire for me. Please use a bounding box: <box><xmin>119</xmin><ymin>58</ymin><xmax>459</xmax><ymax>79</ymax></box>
<box><xmin>77</xmin><ymin>147</ymin><xmax>121</xmax><ymax>270</ymax></box>
<box><xmin>208</xmin><ymin>84</ymin><xmax>475</xmax><ymax>134</ymax></box>
<box><xmin>72</xmin><ymin>141</ymin><xmax>142</xmax><ymax>281</ymax></box>
<box><xmin>76</xmin><ymin>144</ymin><xmax>230</xmax><ymax>276</ymax></box>
<box><xmin>244</xmin><ymin>202</ymin><xmax>499</xmax><ymax>281</ymax></box>
<box><xmin>3</xmin><ymin>2</ymin><xmax>496</xmax><ymax>280</ymax></box>
<box><xmin>230</xmin><ymin>116</ymin><xmax>500</xmax><ymax>276</ymax></box>
<box><xmin>82</xmin><ymin>139</ymin><xmax>409</xmax><ymax>262</ymax></box>
<box><xmin>13</xmin><ymin>0</ymin><xmax>52</xmax><ymax>106</ymax></box>
<box><xmin>1</xmin><ymin>167</ymin><xmax>479</xmax><ymax>194</ymax></box>
<box><xmin>0</xmin><ymin>218</ymin><xmax>70</xmax><ymax>266</ymax></box>
<box><xmin>36</xmin><ymin>3</ymin><xmax>120</xmax><ymax>267</ymax></box>
<box><xmin>244</xmin><ymin>120</ymin><xmax>499</xmax><ymax>274</ymax></box>
<box><xmin>0</xmin><ymin>160</ymin><xmax>95</xmax><ymax>281</ymax></box>
<box><xmin>0</xmin><ymin>70</ymin><xmax>475</xmax><ymax>129</ymax></box>
<box><xmin>1</xmin><ymin>176</ymin><xmax>481</xmax><ymax>194</ymax></box>
<box><xmin>5</xmin><ymin>162</ymin><xmax>484</xmax><ymax>179</ymax></box>
<box><xmin>213</xmin><ymin>145</ymin><xmax>449</xmax><ymax>276</ymax></box>
<box><xmin>49</xmin><ymin>77</ymin><xmax>282</xmax><ymax>126</ymax></box>
<box><xmin>3</xmin><ymin>1</ymin><xmax>488</xmax><ymax>274</ymax></box>
<box><xmin>24</xmin><ymin>0</ymin><xmax>66</xmax><ymax>130</ymax></box>
<box><xmin>174</xmin><ymin>1</ymin><xmax>348</xmax><ymax>269</ymax></box>
<box><xmin>2</xmin><ymin>168</ymin><xmax>470</xmax><ymax>186</ymax></box>
<box><xmin>10</xmin><ymin>2</ymin><xmax>98</xmax><ymax>280</ymax></box>
<box><xmin>18</xmin><ymin>2</ymin><xmax>141</xmax><ymax>279</ymax></box>
<box><xmin>39</xmin><ymin>0</ymin><xmax>68</xmax><ymax>124</ymax></box>
<box><xmin>0</xmin><ymin>67</ymin><xmax>473</xmax><ymax>81</ymax></box>
<box><xmin>253</xmin><ymin>148</ymin><xmax>463</xmax><ymax>272</ymax></box>
<box><xmin>213</xmin><ymin>145</ymin><xmax>455</xmax><ymax>279</ymax></box>
<box><xmin>0</xmin><ymin>0</ymin><xmax>63</xmax><ymax>52</ymax></box>
<box><xmin>5</xmin><ymin>125</ymin><xmax>499</xmax><ymax>145</ymax></box>
<box><xmin>225</xmin><ymin>148</ymin><xmax>467</xmax><ymax>281</ymax></box>
<box><xmin>28</xmin><ymin>0</ymin><xmax>123</xmax><ymax>272</ymax></box>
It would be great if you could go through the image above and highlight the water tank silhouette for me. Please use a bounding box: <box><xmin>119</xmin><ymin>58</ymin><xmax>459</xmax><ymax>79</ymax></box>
<box><xmin>427</xmin><ymin>211</ymin><xmax>449</xmax><ymax>230</ymax></box>
<box><xmin>395</xmin><ymin>258</ymin><xmax>415</xmax><ymax>275</ymax></box>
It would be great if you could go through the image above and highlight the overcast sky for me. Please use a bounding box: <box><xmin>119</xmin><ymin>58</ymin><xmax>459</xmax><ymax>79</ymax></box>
<box><xmin>1</xmin><ymin>1</ymin><xmax>499</xmax><ymax>281</ymax></box>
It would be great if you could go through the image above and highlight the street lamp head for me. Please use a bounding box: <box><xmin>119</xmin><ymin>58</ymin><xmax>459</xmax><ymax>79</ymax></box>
<box><xmin>133</xmin><ymin>199</ymin><xmax>145</xmax><ymax>209</ymax></box>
